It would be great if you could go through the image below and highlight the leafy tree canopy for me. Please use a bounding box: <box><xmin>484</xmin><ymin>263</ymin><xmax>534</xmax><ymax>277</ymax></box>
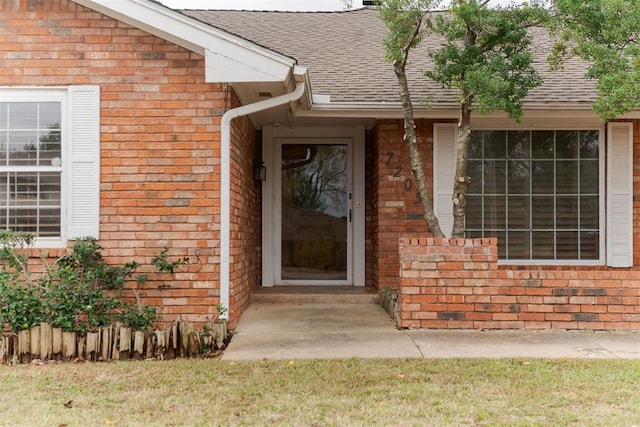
<box><xmin>379</xmin><ymin>0</ymin><xmax>439</xmax><ymax>64</ymax></box>
<box><xmin>551</xmin><ymin>0</ymin><xmax>640</xmax><ymax>119</ymax></box>
<box><xmin>428</xmin><ymin>0</ymin><xmax>548</xmax><ymax>122</ymax></box>
<box><xmin>378</xmin><ymin>0</ymin><xmax>548</xmax><ymax>237</ymax></box>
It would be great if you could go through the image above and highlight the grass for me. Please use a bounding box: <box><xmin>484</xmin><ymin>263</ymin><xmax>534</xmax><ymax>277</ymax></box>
<box><xmin>1</xmin><ymin>358</ymin><xmax>639</xmax><ymax>426</ymax></box>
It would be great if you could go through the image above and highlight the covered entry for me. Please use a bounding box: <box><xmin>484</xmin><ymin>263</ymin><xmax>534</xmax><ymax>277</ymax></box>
<box><xmin>262</xmin><ymin>126</ymin><xmax>365</xmax><ymax>287</ymax></box>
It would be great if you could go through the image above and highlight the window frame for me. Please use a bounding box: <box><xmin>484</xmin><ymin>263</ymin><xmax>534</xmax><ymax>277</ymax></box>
<box><xmin>466</xmin><ymin>125</ymin><xmax>606</xmax><ymax>266</ymax></box>
<box><xmin>0</xmin><ymin>88</ymin><xmax>69</xmax><ymax>248</ymax></box>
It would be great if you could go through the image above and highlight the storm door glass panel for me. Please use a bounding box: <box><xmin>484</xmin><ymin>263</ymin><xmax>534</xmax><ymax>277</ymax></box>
<box><xmin>281</xmin><ymin>144</ymin><xmax>348</xmax><ymax>280</ymax></box>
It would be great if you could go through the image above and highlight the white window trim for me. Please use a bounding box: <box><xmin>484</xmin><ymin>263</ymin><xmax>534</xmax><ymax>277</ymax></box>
<box><xmin>0</xmin><ymin>86</ymin><xmax>100</xmax><ymax>248</ymax></box>
<box><xmin>435</xmin><ymin>122</ymin><xmax>606</xmax><ymax>266</ymax></box>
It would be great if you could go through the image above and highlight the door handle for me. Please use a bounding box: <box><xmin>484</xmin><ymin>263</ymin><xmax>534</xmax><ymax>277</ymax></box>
<box><xmin>349</xmin><ymin>209</ymin><xmax>352</xmax><ymax>223</ymax></box>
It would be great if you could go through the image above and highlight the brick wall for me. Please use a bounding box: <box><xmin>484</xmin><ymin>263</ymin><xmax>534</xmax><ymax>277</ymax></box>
<box><xmin>370</xmin><ymin>119</ymin><xmax>453</xmax><ymax>289</ymax></box>
<box><xmin>0</xmin><ymin>0</ymin><xmax>258</xmax><ymax>326</ymax></box>
<box><xmin>399</xmin><ymin>238</ymin><xmax>640</xmax><ymax>330</ymax></box>
<box><xmin>372</xmin><ymin>118</ymin><xmax>640</xmax><ymax>330</ymax></box>
<box><xmin>228</xmin><ymin>115</ymin><xmax>260</xmax><ymax>327</ymax></box>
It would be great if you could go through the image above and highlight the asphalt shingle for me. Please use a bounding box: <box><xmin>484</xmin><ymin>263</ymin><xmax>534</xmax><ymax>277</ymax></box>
<box><xmin>181</xmin><ymin>8</ymin><xmax>596</xmax><ymax>107</ymax></box>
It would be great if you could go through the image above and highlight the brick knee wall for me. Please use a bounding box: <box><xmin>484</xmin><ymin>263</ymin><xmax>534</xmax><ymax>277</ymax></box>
<box><xmin>399</xmin><ymin>238</ymin><xmax>640</xmax><ymax>330</ymax></box>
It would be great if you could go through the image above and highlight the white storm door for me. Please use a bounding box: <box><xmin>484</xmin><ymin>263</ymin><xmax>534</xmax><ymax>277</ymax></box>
<box><xmin>276</xmin><ymin>138</ymin><xmax>352</xmax><ymax>285</ymax></box>
<box><xmin>262</xmin><ymin>126</ymin><xmax>365</xmax><ymax>287</ymax></box>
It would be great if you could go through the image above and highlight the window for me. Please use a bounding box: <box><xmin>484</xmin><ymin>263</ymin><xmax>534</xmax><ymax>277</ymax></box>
<box><xmin>0</xmin><ymin>101</ymin><xmax>63</xmax><ymax>237</ymax></box>
<box><xmin>435</xmin><ymin>123</ymin><xmax>632</xmax><ymax>267</ymax></box>
<box><xmin>464</xmin><ymin>129</ymin><xmax>601</xmax><ymax>261</ymax></box>
<box><xmin>465</xmin><ymin>130</ymin><xmax>601</xmax><ymax>261</ymax></box>
<box><xmin>0</xmin><ymin>87</ymin><xmax>100</xmax><ymax>245</ymax></box>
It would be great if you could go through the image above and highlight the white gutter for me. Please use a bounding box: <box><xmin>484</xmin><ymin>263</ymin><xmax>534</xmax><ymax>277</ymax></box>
<box><xmin>296</xmin><ymin>104</ymin><xmax>607</xmax><ymax>120</ymax></box>
<box><xmin>219</xmin><ymin>72</ymin><xmax>307</xmax><ymax>319</ymax></box>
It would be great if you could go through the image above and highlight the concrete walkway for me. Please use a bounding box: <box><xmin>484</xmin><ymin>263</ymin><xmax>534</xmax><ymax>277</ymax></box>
<box><xmin>222</xmin><ymin>302</ymin><xmax>640</xmax><ymax>360</ymax></box>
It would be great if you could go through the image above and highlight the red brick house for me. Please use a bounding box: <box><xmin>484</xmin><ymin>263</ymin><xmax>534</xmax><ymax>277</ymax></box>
<box><xmin>2</xmin><ymin>0</ymin><xmax>638</xmax><ymax>330</ymax></box>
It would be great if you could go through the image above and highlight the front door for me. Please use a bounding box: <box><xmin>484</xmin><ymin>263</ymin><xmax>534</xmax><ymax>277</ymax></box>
<box><xmin>262</xmin><ymin>127</ymin><xmax>365</xmax><ymax>287</ymax></box>
<box><xmin>280</xmin><ymin>142</ymin><xmax>350</xmax><ymax>282</ymax></box>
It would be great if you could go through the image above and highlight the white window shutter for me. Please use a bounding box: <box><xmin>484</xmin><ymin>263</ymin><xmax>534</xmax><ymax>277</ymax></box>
<box><xmin>607</xmin><ymin>122</ymin><xmax>633</xmax><ymax>267</ymax></box>
<box><xmin>67</xmin><ymin>86</ymin><xmax>100</xmax><ymax>239</ymax></box>
<box><xmin>433</xmin><ymin>123</ymin><xmax>457</xmax><ymax>238</ymax></box>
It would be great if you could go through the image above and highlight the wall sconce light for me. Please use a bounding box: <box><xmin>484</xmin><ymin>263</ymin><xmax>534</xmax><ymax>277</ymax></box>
<box><xmin>254</xmin><ymin>162</ymin><xmax>267</xmax><ymax>181</ymax></box>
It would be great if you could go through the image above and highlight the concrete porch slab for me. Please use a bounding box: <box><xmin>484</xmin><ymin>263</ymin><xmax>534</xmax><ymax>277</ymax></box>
<box><xmin>221</xmin><ymin>302</ymin><xmax>422</xmax><ymax>360</ymax></box>
<box><xmin>222</xmin><ymin>301</ymin><xmax>640</xmax><ymax>360</ymax></box>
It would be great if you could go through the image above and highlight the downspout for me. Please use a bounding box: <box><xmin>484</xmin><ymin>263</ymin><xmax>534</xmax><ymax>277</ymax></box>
<box><xmin>219</xmin><ymin>76</ymin><xmax>306</xmax><ymax>319</ymax></box>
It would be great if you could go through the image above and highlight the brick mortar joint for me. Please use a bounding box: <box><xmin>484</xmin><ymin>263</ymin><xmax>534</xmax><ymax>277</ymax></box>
<box><xmin>398</xmin><ymin>236</ymin><xmax>498</xmax><ymax>248</ymax></box>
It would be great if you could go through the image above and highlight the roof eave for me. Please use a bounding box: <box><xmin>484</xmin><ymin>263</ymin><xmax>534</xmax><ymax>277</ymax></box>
<box><xmin>296</xmin><ymin>101</ymin><xmax>628</xmax><ymax>121</ymax></box>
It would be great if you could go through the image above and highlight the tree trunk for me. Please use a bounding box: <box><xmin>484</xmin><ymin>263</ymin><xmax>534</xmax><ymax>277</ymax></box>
<box><xmin>451</xmin><ymin>93</ymin><xmax>474</xmax><ymax>237</ymax></box>
<box><xmin>393</xmin><ymin>60</ymin><xmax>445</xmax><ymax>237</ymax></box>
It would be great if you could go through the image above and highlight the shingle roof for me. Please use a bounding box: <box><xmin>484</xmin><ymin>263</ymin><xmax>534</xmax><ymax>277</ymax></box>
<box><xmin>181</xmin><ymin>7</ymin><xmax>596</xmax><ymax>107</ymax></box>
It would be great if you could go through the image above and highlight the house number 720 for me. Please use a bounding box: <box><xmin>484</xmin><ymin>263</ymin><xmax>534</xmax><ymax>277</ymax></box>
<box><xmin>385</xmin><ymin>152</ymin><xmax>419</xmax><ymax>201</ymax></box>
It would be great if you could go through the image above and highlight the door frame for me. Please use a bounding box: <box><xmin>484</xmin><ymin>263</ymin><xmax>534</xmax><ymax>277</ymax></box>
<box><xmin>262</xmin><ymin>126</ymin><xmax>365</xmax><ymax>287</ymax></box>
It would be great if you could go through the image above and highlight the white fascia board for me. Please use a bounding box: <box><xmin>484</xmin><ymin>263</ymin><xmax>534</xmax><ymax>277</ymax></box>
<box><xmin>204</xmin><ymin>48</ymin><xmax>292</xmax><ymax>83</ymax></box>
<box><xmin>616</xmin><ymin>111</ymin><xmax>640</xmax><ymax>119</ymax></box>
<box><xmin>296</xmin><ymin>102</ymin><xmax>606</xmax><ymax>120</ymax></box>
<box><xmin>73</xmin><ymin>0</ymin><xmax>295</xmax><ymax>83</ymax></box>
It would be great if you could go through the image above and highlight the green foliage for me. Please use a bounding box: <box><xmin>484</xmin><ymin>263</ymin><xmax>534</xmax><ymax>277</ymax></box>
<box><xmin>118</xmin><ymin>304</ymin><xmax>157</xmax><ymax>332</ymax></box>
<box><xmin>41</xmin><ymin>238</ymin><xmax>146</xmax><ymax>333</ymax></box>
<box><xmin>57</xmin><ymin>238</ymin><xmax>140</xmax><ymax>290</ymax></box>
<box><xmin>378</xmin><ymin>0</ymin><xmax>548</xmax><ymax>120</ymax></box>
<box><xmin>0</xmin><ymin>232</ymin><xmax>44</xmax><ymax>331</ymax></box>
<box><xmin>427</xmin><ymin>0</ymin><xmax>548</xmax><ymax>122</ymax></box>
<box><xmin>214</xmin><ymin>303</ymin><xmax>228</xmax><ymax>319</ymax></box>
<box><xmin>151</xmin><ymin>247</ymin><xmax>189</xmax><ymax>273</ymax></box>
<box><xmin>378</xmin><ymin>0</ymin><xmax>440</xmax><ymax>63</ymax></box>
<box><xmin>551</xmin><ymin>0</ymin><xmax>640</xmax><ymax>119</ymax></box>
<box><xmin>0</xmin><ymin>232</ymin><xmax>163</xmax><ymax>333</ymax></box>
<box><xmin>43</xmin><ymin>269</ymin><xmax>122</xmax><ymax>333</ymax></box>
<box><xmin>0</xmin><ymin>272</ymin><xmax>45</xmax><ymax>331</ymax></box>
<box><xmin>0</xmin><ymin>230</ymin><xmax>35</xmax><ymax>283</ymax></box>
<box><xmin>377</xmin><ymin>0</ymin><xmax>549</xmax><ymax>237</ymax></box>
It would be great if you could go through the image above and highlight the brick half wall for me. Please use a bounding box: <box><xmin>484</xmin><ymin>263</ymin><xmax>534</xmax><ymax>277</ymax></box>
<box><xmin>399</xmin><ymin>237</ymin><xmax>640</xmax><ymax>330</ymax></box>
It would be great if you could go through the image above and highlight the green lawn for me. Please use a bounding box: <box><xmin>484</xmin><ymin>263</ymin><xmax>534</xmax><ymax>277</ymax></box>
<box><xmin>1</xmin><ymin>358</ymin><xmax>639</xmax><ymax>426</ymax></box>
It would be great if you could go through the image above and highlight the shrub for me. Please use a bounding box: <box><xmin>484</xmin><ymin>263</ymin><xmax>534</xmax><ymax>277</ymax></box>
<box><xmin>118</xmin><ymin>304</ymin><xmax>157</xmax><ymax>332</ymax></box>
<box><xmin>0</xmin><ymin>271</ymin><xmax>45</xmax><ymax>332</ymax></box>
<box><xmin>0</xmin><ymin>233</ymin><xmax>172</xmax><ymax>333</ymax></box>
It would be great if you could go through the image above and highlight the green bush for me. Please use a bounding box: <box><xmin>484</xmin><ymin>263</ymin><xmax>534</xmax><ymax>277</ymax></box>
<box><xmin>0</xmin><ymin>271</ymin><xmax>45</xmax><ymax>331</ymax></box>
<box><xmin>0</xmin><ymin>233</ymin><xmax>182</xmax><ymax>333</ymax></box>
<box><xmin>118</xmin><ymin>304</ymin><xmax>157</xmax><ymax>332</ymax></box>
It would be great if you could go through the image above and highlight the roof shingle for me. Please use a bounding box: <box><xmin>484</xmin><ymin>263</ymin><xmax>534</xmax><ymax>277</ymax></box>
<box><xmin>181</xmin><ymin>8</ymin><xmax>596</xmax><ymax>107</ymax></box>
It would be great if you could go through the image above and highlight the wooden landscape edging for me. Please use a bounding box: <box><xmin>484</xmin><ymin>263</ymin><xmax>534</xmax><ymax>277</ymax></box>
<box><xmin>0</xmin><ymin>320</ymin><xmax>228</xmax><ymax>365</ymax></box>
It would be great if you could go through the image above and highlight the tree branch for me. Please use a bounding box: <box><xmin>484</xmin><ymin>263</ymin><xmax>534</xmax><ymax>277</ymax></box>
<box><xmin>400</xmin><ymin>12</ymin><xmax>426</xmax><ymax>65</ymax></box>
